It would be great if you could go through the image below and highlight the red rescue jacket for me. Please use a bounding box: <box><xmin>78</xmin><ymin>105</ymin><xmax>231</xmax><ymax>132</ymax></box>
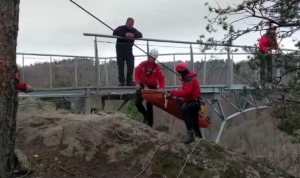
<box><xmin>16</xmin><ymin>70</ymin><xmax>27</xmax><ymax>92</ymax></box>
<box><xmin>134</xmin><ymin>60</ymin><xmax>165</xmax><ymax>89</ymax></box>
<box><xmin>170</xmin><ymin>72</ymin><xmax>201</xmax><ymax>102</ymax></box>
<box><xmin>18</xmin><ymin>80</ymin><xmax>27</xmax><ymax>92</ymax></box>
<box><xmin>259</xmin><ymin>33</ymin><xmax>279</xmax><ymax>53</ymax></box>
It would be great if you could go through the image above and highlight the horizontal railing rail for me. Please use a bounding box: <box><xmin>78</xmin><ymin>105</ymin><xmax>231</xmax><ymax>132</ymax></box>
<box><xmin>17</xmin><ymin>51</ymin><xmax>256</xmax><ymax>89</ymax></box>
<box><xmin>83</xmin><ymin>33</ymin><xmax>300</xmax><ymax>52</ymax></box>
<box><xmin>17</xmin><ymin>33</ymin><xmax>300</xmax><ymax>89</ymax></box>
<box><xmin>17</xmin><ymin>52</ymin><xmax>255</xmax><ymax>60</ymax></box>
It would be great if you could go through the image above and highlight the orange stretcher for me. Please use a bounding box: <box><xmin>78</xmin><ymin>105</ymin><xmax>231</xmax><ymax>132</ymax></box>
<box><xmin>141</xmin><ymin>89</ymin><xmax>211</xmax><ymax>128</ymax></box>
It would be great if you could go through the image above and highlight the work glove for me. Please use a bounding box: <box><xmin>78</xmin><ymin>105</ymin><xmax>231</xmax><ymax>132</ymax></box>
<box><xmin>164</xmin><ymin>91</ymin><xmax>171</xmax><ymax>98</ymax></box>
<box><xmin>25</xmin><ymin>85</ymin><xmax>33</xmax><ymax>93</ymax></box>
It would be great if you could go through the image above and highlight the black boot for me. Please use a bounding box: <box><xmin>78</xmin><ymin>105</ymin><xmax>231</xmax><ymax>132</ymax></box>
<box><xmin>193</xmin><ymin>127</ymin><xmax>203</xmax><ymax>139</ymax></box>
<box><xmin>142</xmin><ymin>115</ymin><xmax>153</xmax><ymax>127</ymax></box>
<box><xmin>126</xmin><ymin>81</ymin><xmax>135</xmax><ymax>86</ymax></box>
<box><xmin>142</xmin><ymin>115</ymin><xmax>148</xmax><ymax>124</ymax></box>
<box><xmin>181</xmin><ymin>131</ymin><xmax>195</xmax><ymax>144</ymax></box>
<box><xmin>119</xmin><ymin>82</ymin><xmax>125</xmax><ymax>86</ymax></box>
<box><xmin>147</xmin><ymin>121</ymin><xmax>153</xmax><ymax>128</ymax></box>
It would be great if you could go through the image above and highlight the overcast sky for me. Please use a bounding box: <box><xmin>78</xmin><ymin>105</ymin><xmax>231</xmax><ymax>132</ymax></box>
<box><xmin>17</xmin><ymin>0</ymin><xmax>299</xmax><ymax>66</ymax></box>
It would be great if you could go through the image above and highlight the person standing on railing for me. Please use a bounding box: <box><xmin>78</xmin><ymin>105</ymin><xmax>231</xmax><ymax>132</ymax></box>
<box><xmin>165</xmin><ymin>62</ymin><xmax>202</xmax><ymax>144</ymax></box>
<box><xmin>134</xmin><ymin>48</ymin><xmax>165</xmax><ymax>127</ymax></box>
<box><xmin>16</xmin><ymin>66</ymin><xmax>33</xmax><ymax>92</ymax></box>
<box><xmin>113</xmin><ymin>17</ymin><xmax>143</xmax><ymax>86</ymax></box>
<box><xmin>258</xmin><ymin>26</ymin><xmax>280</xmax><ymax>83</ymax></box>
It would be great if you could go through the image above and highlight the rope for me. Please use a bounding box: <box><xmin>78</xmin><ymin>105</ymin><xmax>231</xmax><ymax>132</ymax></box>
<box><xmin>176</xmin><ymin>139</ymin><xmax>202</xmax><ymax>178</ymax></box>
<box><xmin>15</xmin><ymin>93</ymin><xmax>205</xmax><ymax>178</ymax></box>
<box><xmin>15</xmin><ymin>134</ymin><xmax>31</xmax><ymax>178</ymax></box>
<box><xmin>113</xmin><ymin>123</ymin><xmax>132</xmax><ymax>141</ymax></box>
<box><xmin>104</xmin><ymin>93</ymin><xmax>134</xmax><ymax>140</ymax></box>
<box><xmin>69</xmin><ymin>0</ymin><xmax>180</xmax><ymax>77</ymax></box>
<box><xmin>133</xmin><ymin>138</ymin><xmax>204</xmax><ymax>178</ymax></box>
<box><xmin>133</xmin><ymin>138</ymin><xmax>178</xmax><ymax>178</ymax></box>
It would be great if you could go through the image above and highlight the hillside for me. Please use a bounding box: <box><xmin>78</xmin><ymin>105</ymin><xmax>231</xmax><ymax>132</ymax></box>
<box><xmin>20</xmin><ymin>57</ymin><xmax>252</xmax><ymax>88</ymax></box>
<box><xmin>14</xmin><ymin>97</ymin><xmax>295</xmax><ymax>178</ymax></box>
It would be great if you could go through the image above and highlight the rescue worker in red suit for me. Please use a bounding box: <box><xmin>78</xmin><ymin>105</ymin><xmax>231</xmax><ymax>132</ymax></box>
<box><xmin>16</xmin><ymin>66</ymin><xmax>33</xmax><ymax>92</ymax></box>
<box><xmin>166</xmin><ymin>62</ymin><xmax>202</xmax><ymax>144</ymax></box>
<box><xmin>258</xmin><ymin>26</ymin><xmax>279</xmax><ymax>82</ymax></box>
<box><xmin>134</xmin><ymin>48</ymin><xmax>165</xmax><ymax>127</ymax></box>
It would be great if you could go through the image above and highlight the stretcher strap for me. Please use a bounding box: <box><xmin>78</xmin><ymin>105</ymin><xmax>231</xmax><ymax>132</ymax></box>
<box><xmin>164</xmin><ymin>94</ymin><xmax>168</xmax><ymax>108</ymax></box>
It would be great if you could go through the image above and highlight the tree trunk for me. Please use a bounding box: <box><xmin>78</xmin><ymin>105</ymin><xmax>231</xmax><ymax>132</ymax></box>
<box><xmin>0</xmin><ymin>0</ymin><xmax>20</xmax><ymax>177</ymax></box>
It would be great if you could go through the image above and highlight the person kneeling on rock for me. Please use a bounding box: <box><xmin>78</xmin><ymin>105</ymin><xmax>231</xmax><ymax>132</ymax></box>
<box><xmin>134</xmin><ymin>48</ymin><xmax>165</xmax><ymax>127</ymax></box>
<box><xmin>166</xmin><ymin>62</ymin><xmax>202</xmax><ymax>144</ymax></box>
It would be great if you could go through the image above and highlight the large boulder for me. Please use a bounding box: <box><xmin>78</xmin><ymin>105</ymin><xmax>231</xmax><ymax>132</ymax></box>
<box><xmin>14</xmin><ymin>98</ymin><xmax>295</xmax><ymax>178</ymax></box>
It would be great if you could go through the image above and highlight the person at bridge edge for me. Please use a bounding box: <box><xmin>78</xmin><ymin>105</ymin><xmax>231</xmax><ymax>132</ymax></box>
<box><xmin>113</xmin><ymin>17</ymin><xmax>143</xmax><ymax>86</ymax></box>
<box><xmin>258</xmin><ymin>26</ymin><xmax>280</xmax><ymax>83</ymax></box>
<box><xmin>134</xmin><ymin>48</ymin><xmax>165</xmax><ymax>127</ymax></box>
<box><xmin>165</xmin><ymin>62</ymin><xmax>202</xmax><ymax>144</ymax></box>
<box><xmin>16</xmin><ymin>66</ymin><xmax>33</xmax><ymax>92</ymax></box>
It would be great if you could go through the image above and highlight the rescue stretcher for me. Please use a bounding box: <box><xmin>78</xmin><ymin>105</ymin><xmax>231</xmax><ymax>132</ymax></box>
<box><xmin>141</xmin><ymin>89</ymin><xmax>211</xmax><ymax>128</ymax></box>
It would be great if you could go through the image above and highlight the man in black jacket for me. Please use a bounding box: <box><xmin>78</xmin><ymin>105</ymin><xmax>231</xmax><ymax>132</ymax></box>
<box><xmin>113</xmin><ymin>17</ymin><xmax>143</xmax><ymax>86</ymax></box>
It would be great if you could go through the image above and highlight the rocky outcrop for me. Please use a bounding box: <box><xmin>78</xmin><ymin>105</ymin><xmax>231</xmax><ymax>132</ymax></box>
<box><xmin>14</xmin><ymin>98</ymin><xmax>295</xmax><ymax>178</ymax></box>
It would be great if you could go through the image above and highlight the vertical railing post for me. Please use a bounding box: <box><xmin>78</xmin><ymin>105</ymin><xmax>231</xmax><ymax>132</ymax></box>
<box><xmin>275</xmin><ymin>54</ymin><xmax>281</xmax><ymax>84</ymax></box>
<box><xmin>231</xmin><ymin>54</ymin><xmax>234</xmax><ymax>85</ymax></box>
<box><xmin>226</xmin><ymin>38</ymin><xmax>233</xmax><ymax>89</ymax></box>
<box><xmin>203</xmin><ymin>54</ymin><xmax>206</xmax><ymax>85</ymax></box>
<box><xmin>94</xmin><ymin>37</ymin><xmax>100</xmax><ymax>88</ymax></box>
<box><xmin>104</xmin><ymin>59</ymin><xmax>109</xmax><ymax>86</ymax></box>
<box><xmin>84</xmin><ymin>87</ymin><xmax>91</xmax><ymax>114</ymax></box>
<box><xmin>75</xmin><ymin>57</ymin><xmax>78</xmax><ymax>87</ymax></box>
<box><xmin>189</xmin><ymin>44</ymin><xmax>195</xmax><ymax>71</ymax></box>
<box><xmin>98</xmin><ymin>59</ymin><xmax>101</xmax><ymax>86</ymax></box>
<box><xmin>173</xmin><ymin>54</ymin><xmax>176</xmax><ymax>86</ymax></box>
<box><xmin>22</xmin><ymin>54</ymin><xmax>25</xmax><ymax>82</ymax></box>
<box><xmin>50</xmin><ymin>56</ymin><xmax>53</xmax><ymax>89</ymax></box>
<box><xmin>146</xmin><ymin>41</ymin><xmax>149</xmax><ymax>55</ymax></box>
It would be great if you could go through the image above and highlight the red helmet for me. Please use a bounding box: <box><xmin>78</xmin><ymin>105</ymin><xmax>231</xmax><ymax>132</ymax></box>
<box><xmin>175</xmin><ymin>62</ymin><xmax>188</xmax><ymax>72</ymax></box>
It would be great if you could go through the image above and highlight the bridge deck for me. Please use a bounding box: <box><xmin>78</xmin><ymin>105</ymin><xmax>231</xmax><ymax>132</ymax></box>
<box><xmin>18</xmin><ymin>85</ymin><xmax>249</xmax><ymax>98</ymax></box>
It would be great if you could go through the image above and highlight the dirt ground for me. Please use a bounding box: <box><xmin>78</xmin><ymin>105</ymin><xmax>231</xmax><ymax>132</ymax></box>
<box><xmin>13</xmin><ymin>97</ymin><xmax>295</xmax><ymax>178</ymax></box>
<box><xmin>16</xmin><ymin>138</ymin><xmax>156</xmax><ymax>178</ymax></box>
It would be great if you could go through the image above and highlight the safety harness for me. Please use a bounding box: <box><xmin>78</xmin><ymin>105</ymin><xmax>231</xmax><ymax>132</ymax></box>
<box><xmin>144</xmin><ymin>62</ymin><xmax>157</xmax><ymax>85</ymax></box>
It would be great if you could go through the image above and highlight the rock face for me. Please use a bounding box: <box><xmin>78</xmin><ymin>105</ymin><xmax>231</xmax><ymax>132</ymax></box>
<box><xmin>14</xmin><ymin>98</ymin><xmax>295</xmax><ymax>178</ymax></box>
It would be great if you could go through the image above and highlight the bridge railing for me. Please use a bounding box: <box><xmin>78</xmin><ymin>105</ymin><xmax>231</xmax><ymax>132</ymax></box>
<box><xmin>16</xmin><ymin>51</ymin><xmax>250</xmax><ymax>89</ymax></box>
<box><xmin>16</xmin><ymin>53</ymin><xmax>100</xmax><ymax>89</ymax></box>
<box><xmin>85</xmin><ymin>33</ymin><xmax>300</xmax><ymax>88</ymax></box>
<box><xmin>16</xmin><ymin>34</ymin><xmax>300</xmax><ymax>89</ymax></box>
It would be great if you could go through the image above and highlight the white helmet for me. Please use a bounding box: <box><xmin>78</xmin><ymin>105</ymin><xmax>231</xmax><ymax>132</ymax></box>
<box><xmin>149</xmin><ymin>48</ymin><xmax>159</xmax><ymax>59</ymax></box>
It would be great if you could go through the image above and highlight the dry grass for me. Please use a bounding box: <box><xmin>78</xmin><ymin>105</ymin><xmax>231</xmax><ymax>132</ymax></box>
<box><xmin>103</xmin><ymin>96</ymin><xmax>300</xmax><ymax>177</ymax></box>
<box><xmin>221</xmin><ymin>111</ymin><xmax>300</xmax><ymax>176</ymax></box>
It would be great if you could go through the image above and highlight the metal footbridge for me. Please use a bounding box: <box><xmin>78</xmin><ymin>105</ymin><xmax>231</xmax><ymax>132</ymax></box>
<box><xmin>17</xmin><ymin>33</ymin><xmax>299</xmax><ymax>144</ymax></box>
